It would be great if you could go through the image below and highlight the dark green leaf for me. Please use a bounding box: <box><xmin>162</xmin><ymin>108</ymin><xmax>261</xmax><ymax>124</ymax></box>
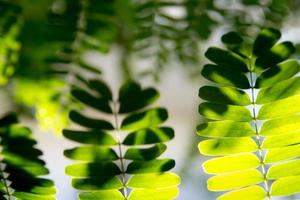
<box><xmin>63</xmin><ymin>129</ymin><xmax>117</xmax><ymax>145</ymax></box>
<box><xmin>126</xmin><ymin>159</ymin><xmax>175</xmax><ymax>174</ymax></box>
<box><xmin>201</xmin><ymin>64</ymin><xmax>250</xmax><ymax>89</ymax></box>
<box><xmin>69</xmin><ymin>110</ymin><xmax>114</xmax><ymax>130</ymax></box>
<box><xmin>123</xmin><ymin>127</ymin><xmax>174</xmax><ymax>145</ymax></box>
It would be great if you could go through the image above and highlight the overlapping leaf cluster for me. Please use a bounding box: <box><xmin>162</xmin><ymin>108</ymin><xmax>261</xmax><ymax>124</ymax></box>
<box><xmin>0</xmin><ymin>1</ymin><xmax>22</xmax><ymax>85</ymax></box>
<box><xmin>63</xmin><ymin>79</ymin><xmax>180</xmax><ymax>199</ymax></box>
<box><xmin>0</xmin><ymin>113</ymin><xmax>56</xmax><ymax>200</ymax></box>
<box><xmin>198</xmin><ymin>28</ymin><xmax>300</xmax><ymax>199</ymax></box>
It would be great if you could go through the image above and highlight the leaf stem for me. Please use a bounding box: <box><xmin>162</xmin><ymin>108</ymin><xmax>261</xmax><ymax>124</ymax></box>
<box><xmin>0</xmin><ymin>150</ymin><xmax>12</xmax><ymax>200</ymax></box>
<box><xmin>248</xmin><ymin>59</ymin><xmax>270</xmax><ymax>199</ymax></box>
<box><xmin>112</xmin><ymin>101</ymin><xmax>128</xmax><ymax>199</ymax></box>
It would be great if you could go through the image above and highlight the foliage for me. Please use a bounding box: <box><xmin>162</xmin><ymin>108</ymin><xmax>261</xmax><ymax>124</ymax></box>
<box><xmin>63</xmin><ymin>79</ymin><xmax>180</xmax><ymax>199</ymax></box>
<box><xmin>0</xmin><ymin>113</ymin><xmax>56</xmax><ymax>200</ymax></box>
<box><xmin>198</xmin><ymin>28</ymin><xmax>300</xmax><ymax>199</ymax></box>
<box><xmin>0</xmin><ymin>1</ymin><xmax>22</xmax><ymax>85</ymax></box>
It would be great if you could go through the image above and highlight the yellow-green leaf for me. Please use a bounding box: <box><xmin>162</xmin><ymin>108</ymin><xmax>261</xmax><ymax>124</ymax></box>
<box><xmin>197</xmin><ymin>121</ymin><xmax>255</xmax><ymax>138</ymax></box>
<box><xmin>128</xmin><ymin>187</ymin><xmax>179</xmax><ymax>200</ymax></box>
<box><xmin>271</xmin><ymin>175</ymin><xmax>300</xmax><ymax>196</ymax></box>
<box><xmin>199</xmin><ymin>102</ymin><xmax>252</xmax><ymax>121</ymax></box>
<box><xmin>199</xmin><ymin>138</ymin><xmax>258</xmax><ymax>156</ymax></box>
<box><xmin>127</xmin><ymin>172</ymin><xmax>180</xmax><ymax>189</ymax></box>
<box><xmin>203</xmin><ymin>153</ymin><xmax>261</xmax><ymax>174</ymax></box>
<box><xmin>218</xmin><ymin>185</ymin><xmax>267</xmax><ymax>200</ymax></box>
<box><xmin>207</xmin><ymin>169</ymin><xmax>264</xmax><ymax>191</ymax></box>
<box><xmin>258</xmin><ymin>95</ymin><xmax>300</xmax><ymax>119</ymax></box>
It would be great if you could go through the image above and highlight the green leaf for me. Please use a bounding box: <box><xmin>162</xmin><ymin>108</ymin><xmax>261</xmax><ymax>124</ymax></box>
<box><xmin>88</xmin><ymin>79</ymin><xmax>112</xmax><ymax>100</ymax></box>
<box><xmin>118</xmin><ymin>81</ymin><xmax>159</xmax><ymax>113</ymax></box>
<box><xmin>69</xmin><ymin>110</ymin><xmax>114</xmax><ymax>130</ymax></box>
<box><xmin>262</xmin><ymin>130</ymin><xmax>300</xmax><ymax>148</ymax></box>
<box><xmin>199</xmin><ymin>86</ymin><xmax>251</xmax><ymax>106</ymax></box>
<box><xmin>255</xmin><ymin>42</ymin><xmax>295</xmax><ymax>73</ymax></box>
<box><xmin>79</xmin><ymin>190</ymin><xmax>125</xmax><ymax>200</ymax></box>
<box><xmin>65</xmin><ymin>162</ymin><xmax>121</xmax><ymax>177</ymax></box>
<box><xmin>198</xmin><ymin>138</ymin><xmax>258</xmax><ymax>156</ymax></box>
<box><xmin>199</xmin><ymin>102</ymin><xmax>252</xmax><ymax>121</ymax></box>
<box><xmin>128</xmin><ymin>187</ymin><xmax>179</xmax><ymax>200</ymax></box>
<box><xmin>267</xmin><ymin>159</ymin><xmax>300</xmax><ymax>179</ymax></box>
<box><xmin>205</xmin><ymin>47</ymin><xmax>248</xmax><ymax>72</ymax></box>
<box><xmin>221</xmin><ymin>31</ymin><xmax>246</xmax><ymax>56</ymax></box>
<box><xmin>201</xmin><ymin>64</ymin><xmax>250</xmax><ymax>89</ymax></box>
<box><xmin>203</xmin><ymin>153</ymin><xmax>261</xmax><ymax>174</ymax></box>
<box><xmin>253</xmin><ymin>28</ymin><xmax>281</xmax><ymax>56</ymax></box>
<box><xmin>207</xmin><ymin>169</ymin><xmax>264</xmax><ymax>191</ymax></box>
<box><xmin>63</xmin><ymin>129</ymin><xmax>117</xmax><ymax>145</ymax></box>
<box><xmin>260</xmin><ymin>115</ymin><xmax>300</xmax><ymax>136</ymax></box>
<box><xmin>64</xmin><ymin>146</ymin><xmax>118</xmax><ymax>161</ymax></box>
<box><xmin>124</xmin><ymin>144</ymin><xmax>167</xmax><ymax>161</ymax></box>
<box><xmin>119</xmin><ymin>81</ymin><xmax>159</xmax><ymax>113</ymax></box>
<box><xmin>265</xmin><ymin>143</ymin><xmax>300</xmax><ymax>164</ymax></box>
<box><xmin>126</xmin><ymin>159</ymin><xmax>175</xmax><ymax>174</ymax></box>
<box><xmin>256</xmin><ymin>77</ymin><xmax>300</xmax><ymax>104</ymax></box>
<box><xmin>127</xmin><ymin>172</ymin><xmax>180</xmax><ymax>189</ymax></box>
<box><xmin>72</xmin><ymin>177</ymin><xmax>122</xmax><ymax>190</ymax></box>
<box><xmin>13</xmin><ymin>192</ymin><xmax>56</xmax><ymax>200</ymax></box>
<box><xmin>218</xmin><ymin>186</ymin><xmax>267</xmax><ymax>200</ymax></box>
<box><xmin>197</xmin><ymin>121</ymin><xmax>255</xmax><ymax>138</ymax></box>
<box><xmin>255</xmin><ymin>59</ymin><xmax>300</xmax><ymax>88</ymax></box>
<box><xmin>258</xmin><ymin>95</ymin><xmax>300</xmax><ymax>119</ymax></box>
<box><xmin>123</xmin><ymin>127</ymin><xmax>174</xmax><ymax>145</ymax></box>
<box><xmin>121</xmin><ymin>108</ymin><xmax>168</xmax><ymax>131</ymax></box>
<box><xmin>71</xmin><ymin>88</ymin><xmax>112</xmax><ymax>113</ymax></box>
<box><xmin>270</xmin><ymin>176</ymin><xmax>300</xmax><ymax>196</ymax></box>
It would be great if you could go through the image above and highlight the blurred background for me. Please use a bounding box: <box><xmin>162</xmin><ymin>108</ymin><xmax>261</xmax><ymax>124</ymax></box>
<box><xmin>1</xmin><ymin>0</ymin><xmax>300</xmax><ymax>199</ymax></box>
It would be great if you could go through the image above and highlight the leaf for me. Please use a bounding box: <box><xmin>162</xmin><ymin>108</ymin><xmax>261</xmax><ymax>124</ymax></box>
<box><xmin>197</xmin><ymin>121</ymin><xmax>255</xmax><ymax>138</ymax></box>
<box><xmin>265</xmin><ymin>143</ymin><xmax>300</xmax><ymax>164</ymax></box>
<box><xmin>267</xmin><ymin>159</ymin><xmax>300</xmax><ymax>179</ymax></box>
<box><xmin>65</xmin><ymin>162</ymin><xmax>121</xmax><ymax>177</ymax></box>
<box><xmin>201</xmin><ymin>64</ymin><xmax>250</xmax><ymax>89</ymax></box>
<box><xmin>69</xmin><ymin>110</ymin><xmax>114</xmax><ymax>130</ymax></box>
<box><xmin>253</xmin><ymin>28</ymin><xmax>281</xmax><ymax>56</ymax></box>
<box><xmin>199</xmin><ymin>102</ymin><xmax>252</xmax><ymax>121</ymax></box>
<box><xmin>126</xmin><ymin>159</ymin><xmax>175</xmax><ymax>174</ymax></box>
<box><xmin>64</xmin><ymin>146</ymin><xmax>118</xmax><ymax>161</ymax></box>
<box><xmin>199</xmin><ymin>138</ymin><xmax>258</xmax><ymax>156</ymax></box>
<box><xmin>79</xmin><ymin>190</ymin><xmax>125</xmax><ymax>200</ymax></box>
<box><xmin>259</xmin><ymin>115</ymin><xmax>300</xmax><ymax>136</ymax></box>
<box><xmin>121</xmin><ymin>108</ymin><xmax>168</xmax><ymax>131</ymax></box>
<box><xmin>262</xmin><ymin>130</ymin><xmax>300</xmax><ymax>148</ymax></box>
<box><xmin>72</xmin><ymin>177</ymin><xmax>122</xmax><ymax>190</ymax></box>
<box><xmin>203</xmin><ymin>153</ymin><xmax>261</xmax><ymax>174</ymax></box>
<box><xmin>207</xmin><ymin>169</ymin><xmax>264</xmax><ymax>191</ymax></box>
<box><xmin>255</xmin><ymin>59</ymin><xmax>300</xmax><ymax>88</ymax></box>
<box><xmin>119</xmin><ymin>81</ymin><xmax>159</xmax><ymax>113</ymax></box>
<box><xmin>123</xmin><ymin>127</ymin><xmax>174</xmax><ymax>145</ymax></box>
<box><xmin>205</xmin><ymin>47</ymin><xmax>248</xmax><ymax>72</ymax></box>
<box><xmin>63</xmin><ymin>129</ymin><xmax>117</xmax><ymax>145</ymax></box>
<box><xmin>71</xmin><ymin>88</ymin><xmax>112</xmax><ymax>113</ymax></box>
<box><xmin>258</xmin><ymin>96</ymin><xmax>300</xmax><ymax>119</ymax></box>
<box><xmin>199</xmin><ymin>86</ymin><xmax>251</xmax><ymax>106</ymax></box>
<box><xmin>270</xmin><ymin>176</ymin><xmax>300</xmax><ymax>196</ymax></box>
<box><xmin>255</xmin><ymin>42</ymin><xmax>295</xmax><ymax>72</ymax></box>
<box><xmin>256</xmin><ymin>77</ymin><xmax>300</xmax><ymax>104</ymax></box>
<box><xmin>128</xmin><ymin>187</ymin><xmax>179</xmax><ymax>200</ymax></box>
<box><xmin>127</xmin><ymin>173</ymin><xmax>180</xmax><ymax>189</ymax></box>
<box><xmin>124</xmin><ymin>144</ymin><xmax>167</xmax><ymax>161</ymax></box>
<box><xmin>218</xmin><ymin>186</ymin><xmax>267</xmax><ymax>200</ymax></box>
<box><xmin>88</xmin><ymin>79</ymin><xmax>112</xmax><ymax>100</ymax></box>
